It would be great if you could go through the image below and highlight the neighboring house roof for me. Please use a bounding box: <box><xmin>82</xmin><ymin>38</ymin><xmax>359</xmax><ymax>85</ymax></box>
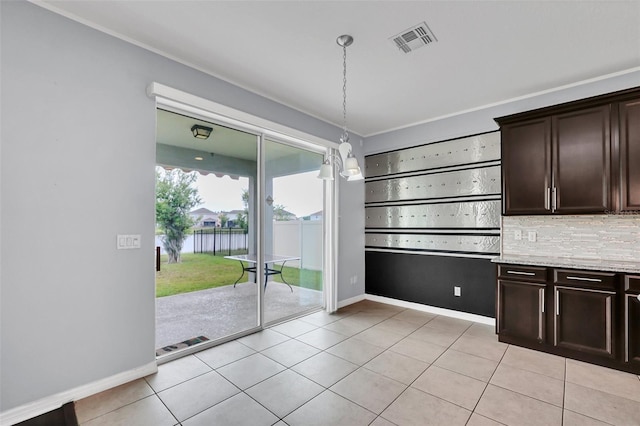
<box><xmin>190</xmin><ymin>207</ymin><xmax>216</xmax><ymax>215</ymax></box>
<box><xmin>308</xmin><ymin>210</ymin><xmax>323</xmax><ymax>217</ymax></box>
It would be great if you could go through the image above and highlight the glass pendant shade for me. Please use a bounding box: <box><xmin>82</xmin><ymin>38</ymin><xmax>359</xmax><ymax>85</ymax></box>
<box><xmin>347</xmin><ymin>171</ymin><xmax>364</xmax><ymax>181</ymax></box>
<box><xmin>318</xmin><ymin>161</ymin><xmax>334</xmax><ymax>180</ymax></box>
<box><xmin>342</xmin><ymin>156</ymin><xmax>360</xmax><ymax>176</ymax></box>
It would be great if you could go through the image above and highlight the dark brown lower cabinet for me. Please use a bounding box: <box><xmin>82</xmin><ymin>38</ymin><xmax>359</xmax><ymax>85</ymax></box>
<box><xmin>625</xmin><ymin>275</ymin><xmax>640</xmax><ymax>368</ymax></box>
<box><xmin>496</xmin><ymin>263</ymin><xmax>639</xmax><ymax>374</ymax></box>
<box><xmin>554</xmin><ymin>286</ymin><xmax>615</xmax><ymax>358</ymax></box>
<box><xmin>498</xmin><ymin>280</ymin><xmax>545</xmax><ymax>343</ymax></box>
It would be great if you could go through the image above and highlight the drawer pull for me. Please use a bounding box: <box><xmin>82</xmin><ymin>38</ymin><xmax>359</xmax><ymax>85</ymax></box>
<box><xmin>507</xmin><ymin>271</ymin><xmax>536</xmax><ymax>276</ymax></box>
<box><xmin>637</xmin><ymin>294</ymin><xmax>640</xmax><ymax>302</ymax></box>
<box><xmin>566</xmin><ymin>276</ymin><xmax>602</xmax><ymax>283</ymax></box>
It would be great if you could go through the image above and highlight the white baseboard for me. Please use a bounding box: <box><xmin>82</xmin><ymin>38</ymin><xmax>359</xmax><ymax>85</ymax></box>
<box><xmin>0</xmin><ymin>361</ymin><xmax>157</xmax><ymax>426</ymax></box>
<box><xmin>364</xmin><ymin>294</ymin><xmax>496</xmax><ymax>326</ymax></box>
<box><xmin>337</xmin><ymin>294</ymin><xmax>366</xmax><ymax>309</ymax></box>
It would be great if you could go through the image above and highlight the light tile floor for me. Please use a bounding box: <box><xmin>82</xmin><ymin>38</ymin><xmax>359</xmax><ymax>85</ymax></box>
<box><xmin>75</xmin><ymin>300</ymin><xmax>640</xmax><ymax>425</ymax></box>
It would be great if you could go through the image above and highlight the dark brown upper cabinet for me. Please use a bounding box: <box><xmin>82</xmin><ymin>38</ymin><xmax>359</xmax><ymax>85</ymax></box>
<box><xmin>497</xmin><ymin>87</ymin><xmax>640</xmax><ymax>215</ymax></box>
<box><xmin>552</xmin><ymin>106</ymin><xmax>611</xmax><ymax>214</ymax></box>
<box><xmin>501</xmin><ymin>118</ymin><xmax>551</xmax><ymax>214</ymax></box>
<box><xmin>618</xmin><ymin>97</ymin><xmax>640</xmax><ymax>211</ymax></box>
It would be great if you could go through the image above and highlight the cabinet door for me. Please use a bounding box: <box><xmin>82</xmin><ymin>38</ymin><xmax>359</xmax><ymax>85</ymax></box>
<box><xmin>498</xmin><ymin>280</ymin><xmax>546</xmax><ymax>342</ymax></box>
<box><xmin>554</xmin><ymin>286</ymin><xmax>616</xmax><ymax>358</ymax></box>
<box><xmin>501</xmin><ymin>118</ymin><xmax>551</xmax><ymax>215</ymax></box>
<box><xmin>552</xmin><ymin>106</ymin><xmax>611</xmax><ymax>213</ymax></box>
<box><xmin>624</xmin><ymin>275</ymin><xmax>640</xmax><ymax>367</ymax></box>
<box><xmin>625</xmin><ymin>293</ymin><xmax>640</xmax><ymax>367</ymax></box>
<box><xmin>619</xmin><ymin>98</ymin><xmax>640</xmax><ymax>211</ymax></box>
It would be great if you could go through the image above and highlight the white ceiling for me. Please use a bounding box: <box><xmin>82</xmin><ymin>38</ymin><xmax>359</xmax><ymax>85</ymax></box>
<box><xmin>37</xmin><ymin>1</ymin><xmax>640</xmax><ymax>137</ymax></box>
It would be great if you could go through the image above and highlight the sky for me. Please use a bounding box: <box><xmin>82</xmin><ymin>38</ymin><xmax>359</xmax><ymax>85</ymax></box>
<box><xmin>195</xmin><ymin>170</ymin><xmax>323</xmax><ymax>217</ymax></box>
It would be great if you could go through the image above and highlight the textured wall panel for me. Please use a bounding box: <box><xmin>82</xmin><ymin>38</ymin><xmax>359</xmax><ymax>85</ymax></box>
<box><xmin>365</xmin><ymin>166</ymin><xmax>500</xmax><ymax>203</ymax></box>
<box><xmin>366</xmin><ymin>201</ymin><xmax>501</xmax><ymax>229</ymax></box>
<box><xmin>365</xmin><ymin>132</ymin><xmax>500</xmax><ymax>177</ymax></box>
<box><xmin>366</xmin><ymin>233</ymin><xmax>500</xmax><ymax>254</ymax></box>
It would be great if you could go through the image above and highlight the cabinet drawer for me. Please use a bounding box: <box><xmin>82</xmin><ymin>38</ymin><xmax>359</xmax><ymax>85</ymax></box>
<box><xmin>498</xmin><ymin>264</ymin><xmax>547</xmax><ymax>283</ymax></box>
<box><xmin>553</xmin><ymin>269</ymin><xmax>616</xmax><ymax>290</ymax></box>
<box><xmin>625</xmin><ymin>275</ymin><xmax>640</xmax><ymax>294</ymax></box>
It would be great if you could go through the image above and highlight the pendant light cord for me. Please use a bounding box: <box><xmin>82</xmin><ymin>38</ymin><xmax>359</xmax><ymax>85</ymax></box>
<box><xmin>341</xmin><ymin>43</ymin><xmax>349</xmax><ymax>144</ymax></box>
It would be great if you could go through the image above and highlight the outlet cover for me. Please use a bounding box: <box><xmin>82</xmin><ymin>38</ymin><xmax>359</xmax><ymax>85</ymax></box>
<box><xmin>528</xmin><ymin>231</ymin><xmax>537</xmax><ymax>242</ymax></box>
<box><xmin>514</xmin><ymin>230</ymin><xmax>522</xmax><ymax>241</ymax></box>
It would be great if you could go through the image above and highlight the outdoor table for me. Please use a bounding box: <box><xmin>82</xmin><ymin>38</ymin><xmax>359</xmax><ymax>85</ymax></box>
<box><xmin>224</xmin><ymin>254</ymin><xmax>300</xmax><ymax>292</ymax></box>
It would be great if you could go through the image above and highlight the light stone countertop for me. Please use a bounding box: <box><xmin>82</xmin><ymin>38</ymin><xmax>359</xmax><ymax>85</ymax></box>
<box><xmin>492</xmin><ymin>255</ymin><xmax>640</xmax><ymax>274</ymax></box>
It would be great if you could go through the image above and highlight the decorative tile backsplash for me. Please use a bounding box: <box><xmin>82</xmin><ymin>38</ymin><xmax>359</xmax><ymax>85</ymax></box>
<box><xmin>502</xmin><ymin>215</ymin><xmax>640</xmax><ymax>262</ymax></box>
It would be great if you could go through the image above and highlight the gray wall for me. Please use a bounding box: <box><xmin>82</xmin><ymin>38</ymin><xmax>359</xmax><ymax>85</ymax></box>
<box><xmin>338</xmin><ymin>137</ymin><xmax>366</xmax><ymax>301</ymax></box>
<box><xmin>364</xmin><ymin>70</ymin><xmax>640</xmax><ymax>155</ymax></box>
<box><xmin>0</xmin><ymin>1</ymin><xmax>364</xmax><ymax>412</ymax></box>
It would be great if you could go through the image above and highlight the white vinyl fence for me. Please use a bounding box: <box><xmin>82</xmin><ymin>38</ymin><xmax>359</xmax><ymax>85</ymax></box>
<box><xmin>272</xmin><ymin>220</ymin><xmax>322</xmax><ymax>271</ymax></box>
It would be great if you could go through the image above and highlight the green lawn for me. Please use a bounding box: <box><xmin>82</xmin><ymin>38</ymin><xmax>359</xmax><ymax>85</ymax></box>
<box><xmin>155</xmin><ymin>253</ymin><xmax>322</xmax><ymax>297</ymax></box>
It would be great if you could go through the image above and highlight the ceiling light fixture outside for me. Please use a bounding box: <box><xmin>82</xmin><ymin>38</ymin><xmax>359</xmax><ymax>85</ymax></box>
<box><xmin>191</xmin><ymin>124</ymin><xmax>213</xmax><ymax>139</ymax></box>
<box><xmin>318</xmin><ymin>34</ymin><xmax>363</xmax><ymax>181</ymax></box>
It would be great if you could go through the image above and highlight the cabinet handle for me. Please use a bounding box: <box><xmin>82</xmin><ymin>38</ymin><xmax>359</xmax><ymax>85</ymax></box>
<box><xmin>545</xmin><ymin>187</ymin><xmax>550</xmax><ymax>210</ymax></box>
<box><xmin>566</xmin><ymin>276</ymin><xmax>602</xmax><ymax>283</ymax></box>
<box><xmin>540</xmin><ymin>288</ymin><xmax>545</xmax><ymax>313</ymax></box>
<box><xmin>637</xmin><ymin>294</ymin><xmax>640</xmax><ymax>302</ymax></box>
<box><xmin>556</xmin><ymin>291</ymin><xmax>560</xmax><ymax>316</ymax></box>
<box><xmin>506</xmin><ymin>271</ymin><xmax>535</xmax><ymax>276</ymax></box>
<box><xmin>552</xmin><ymin>187</ymin><xmax>557</xmax><ymax>211</ymax></box>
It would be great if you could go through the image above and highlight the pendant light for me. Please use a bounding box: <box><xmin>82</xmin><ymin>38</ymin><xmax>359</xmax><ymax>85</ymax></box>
<box><xmin>318</xmin><ymin>35</ymin><xmax>363</xmax><ymax>181</ymax></box>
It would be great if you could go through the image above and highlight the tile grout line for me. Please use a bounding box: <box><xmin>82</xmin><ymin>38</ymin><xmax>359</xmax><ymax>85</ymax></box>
<box><xmin>346</xmin><ymin>316</ymin><xmax>479</xmax><ymax>423</ymax></box>
<box><xmin>465</xmin><ymin>342</ymin><xmax>510</xmax><ymax>425</ymax></box>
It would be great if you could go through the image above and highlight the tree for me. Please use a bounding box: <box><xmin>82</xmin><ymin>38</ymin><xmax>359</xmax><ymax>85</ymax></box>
<box><xmin>236</xmin><ymin>211</ymin><xmax>247</xmax><ymax>230</ymax></box>
<box><xmin>155</xmin><ymin>167</ymin><xmax>201</xmax><ymax>263</ymax></box>
<box><xmin>273</xmin><ymin>203</ymin><xmax>291</xmax><ymax>221</ymax></box>
<box><xmin>239</xmin><ymin>188</ymin><xmax>249</xmax><ymax>230</ymax></box>
<box><xmin>218</xmin><ymin>213</ymin><xmax>228</xmax><ymax>228</ymax></box>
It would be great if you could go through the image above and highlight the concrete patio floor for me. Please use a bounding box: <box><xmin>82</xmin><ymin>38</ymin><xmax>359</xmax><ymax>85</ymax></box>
<box><xmin>155</xmin><ymin>281</ymin><xmax>323</xmax><ymax>350</ymax></box>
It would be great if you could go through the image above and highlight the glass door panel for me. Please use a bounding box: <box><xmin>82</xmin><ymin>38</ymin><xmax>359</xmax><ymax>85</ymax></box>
<box><xmin>155</xmin><ymin>108</ymin><xmax>260</xmax><ymax>357</ymax></box>
<box><xmin>263</xmin><ymin>138</ymin><xmax>325</xmax><ymax>324</ymax></box>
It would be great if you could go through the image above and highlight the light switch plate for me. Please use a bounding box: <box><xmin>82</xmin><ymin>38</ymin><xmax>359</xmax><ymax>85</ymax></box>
<box><xmin>117</xmin><ymin>234</ymin><xmax>141</xmax><ymax>249</ymax></box>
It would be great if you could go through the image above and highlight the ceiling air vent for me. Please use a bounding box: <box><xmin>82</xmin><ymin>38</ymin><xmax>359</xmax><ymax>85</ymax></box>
<box><xmin>390</xmin><ymin>22</ymin><xmax>437</xmax><ymax>54</ymax></box>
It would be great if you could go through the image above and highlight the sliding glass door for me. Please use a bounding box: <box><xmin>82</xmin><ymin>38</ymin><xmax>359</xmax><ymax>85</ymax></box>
<box><xmin>263</xmin><ymin>138</ymin><xmax>325</xmax><ymax>324</ymax></box>
<box><xmin>154</xmin><ymin>105</ymin><xmax>328</xmax><ymax>359</ymax></box>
